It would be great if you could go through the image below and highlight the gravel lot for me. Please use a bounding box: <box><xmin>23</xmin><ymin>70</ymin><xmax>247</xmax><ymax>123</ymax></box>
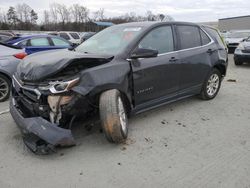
<box><xmin>0</xmin><ymin>54</ymin><xmax>250</xmax><ymax>188</ymax></box>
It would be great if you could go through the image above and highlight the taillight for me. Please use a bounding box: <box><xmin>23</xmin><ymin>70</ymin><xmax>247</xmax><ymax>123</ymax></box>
<box><xmin>14</xmin><ymin>52</ymin><xmax>27</xmax><ymax>59</ymax></box>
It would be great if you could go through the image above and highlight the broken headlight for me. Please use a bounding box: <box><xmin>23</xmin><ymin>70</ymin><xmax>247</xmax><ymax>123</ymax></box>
<box><xmin>39</xmin><ymin>78</ymin><xmax>79</xmax><ymax>94</ymax></box>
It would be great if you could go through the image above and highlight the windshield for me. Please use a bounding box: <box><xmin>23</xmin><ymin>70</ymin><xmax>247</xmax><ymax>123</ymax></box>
<box><xmin>75</xmin><ymin>25</ymin><xmax>143</xmax><ymax>55</ymax></box>
<box><xmin>227</xmin><ymin>32</ymin><xmax>250</xmax><ymax>38</ymax></box>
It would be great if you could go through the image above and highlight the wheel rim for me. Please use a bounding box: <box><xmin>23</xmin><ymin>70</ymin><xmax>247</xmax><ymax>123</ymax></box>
<box><xmin>118</xmin><ymin>97</ymin><xmax>127</xmax><ymax>134</ymax></box>
<box><xmin>206</xmin><ymin>73</ymin><xmax>219</xmax><ymax>97</ymax></box>
<box><xmin>0</xmin><ymin>77</ymin><xmax>9</xmax><ymax>100</ymax></box>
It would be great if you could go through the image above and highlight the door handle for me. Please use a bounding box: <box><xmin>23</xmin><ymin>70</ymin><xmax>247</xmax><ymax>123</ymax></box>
<box><xmin>169</xmin><ymin>57</ymin><xmax>178</xmax><ymax>62</ymax></box>
<box><xmin>207</xmin><ymin>49</ymin><xmax>215</xmax><ymax>54</ymax></box>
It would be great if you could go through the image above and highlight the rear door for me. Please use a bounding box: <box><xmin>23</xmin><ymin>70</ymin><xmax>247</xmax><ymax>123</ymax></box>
<box><xmin>131</xmin><ymin>25</ymin><xmax>180</xmax><ymax>107</ymax></box>
<box><xmin>176</xmin><ymin>25</ymin><xmax>213</xmax><ymax>95</ymax></box>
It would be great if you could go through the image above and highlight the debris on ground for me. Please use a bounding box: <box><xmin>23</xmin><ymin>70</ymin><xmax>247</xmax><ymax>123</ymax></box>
<box><xmin>227</xmin><ymin>79</ymin><xmax>237</xmax><ymax>82</ymax></box>
<box><xmin>161</xmin><ymin>120</ymin><xmax>168</xmax><ymax>124</ymax></box>
<box><xmin>121</xmin><ymin>146</ymin><xmax>127</xmax><ymax>151</ymax></box>
<box><xmin>60</xmin><ymin>153</ymin><xmax>64</xmax><ymax>156</ymax></box>
<box><xmin>0</xmin><ymin>109</ymin><xmax>9</xmax><ymax>116</ymax></box>
<box><xmin>80</xmin><ymin>172</ymin><xmax>83</xmax><ymax>175</ymax></box>
<box><xmin>144</xmin><ymin>137</ymin><xmax>153</xmax><ymax>144</ymax></box>
<box><xmin>123</xmin><ymin>138</ymin><xmax>136</xmax><ymax>145</ymax></box>
<box><xmin>201</xmin><ymin>118</ymin><xmax>210</xmax><ymax>121</ymax></box>
<box><xmin>117</xmin><ymin>162</ymin><xmax>121</xmax><ymax>166</ymax></box>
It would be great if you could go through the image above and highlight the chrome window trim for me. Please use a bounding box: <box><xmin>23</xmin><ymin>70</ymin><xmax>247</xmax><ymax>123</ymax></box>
<box><xmin>158</xmin><ymin>26</ymin><xmax>214</xmax><ymax>56</ymax></box>
<box><xmin>128</xmin><ymin>25</ymin><xmax>215</xmax><ymax>60</ymax></box>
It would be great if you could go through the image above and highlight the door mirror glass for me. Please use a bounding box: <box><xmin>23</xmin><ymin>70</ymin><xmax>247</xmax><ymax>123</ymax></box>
<box><xmin>131</xmin><ymin>48</ymin><xmax>158</xmax><ymax>59</ymax></box>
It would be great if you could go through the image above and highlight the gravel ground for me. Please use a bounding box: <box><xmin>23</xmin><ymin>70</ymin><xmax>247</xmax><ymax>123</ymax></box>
<box><xmin>0</xmin><ymin>55</ymin><xmax>250</xmax><ymax>188</ymax></box>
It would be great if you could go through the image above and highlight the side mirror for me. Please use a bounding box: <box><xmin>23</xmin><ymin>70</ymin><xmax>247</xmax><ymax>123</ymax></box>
<box><xmin>131</xmin><ymin>48</ymin><xmax>158</xmax><ymax>59</ymax></box>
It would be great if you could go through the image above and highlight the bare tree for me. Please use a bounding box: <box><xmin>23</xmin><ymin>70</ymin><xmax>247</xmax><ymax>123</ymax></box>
<box><xmin>50</xmin><ymin>3</ymin><xmax>58</xmax><ymax>23</ymax></box>
<box><xmin>43</xmin><ymin>10</ymin><xmax>50</xmax><ymax>24</ymax></box>
<box><xmin>53</xmin><ymin>3</ymin><xmax>71</xmax><ymax>24</ymax></box>
<box><xmin>93</xmin><ymin>8</ymin><xmax>105</xmax><ymax>21</ymax></box>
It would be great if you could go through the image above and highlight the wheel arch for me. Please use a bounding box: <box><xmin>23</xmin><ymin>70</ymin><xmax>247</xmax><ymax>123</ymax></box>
<box><xmin>0</xmin><ymin>71</ymin><xmax>12</xmax><ymax>82</ymax></box>
<box><xmin>213</xmin><ymin>63</ymin><xmax>226</xmax><ymax>77</ymax></box>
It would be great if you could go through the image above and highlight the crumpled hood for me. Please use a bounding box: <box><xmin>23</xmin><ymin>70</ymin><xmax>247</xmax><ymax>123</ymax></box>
<box><xmin>17</xmin><ymin>49</ymin><xmax>113</xmax><ymax>82</ymax></box>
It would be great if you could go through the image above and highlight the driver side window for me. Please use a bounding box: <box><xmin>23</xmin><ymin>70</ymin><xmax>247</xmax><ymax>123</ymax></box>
<box><xmin>138</xmin><ymin>26</ymin><xmax>174</xmax><ymax>54</ymax></box>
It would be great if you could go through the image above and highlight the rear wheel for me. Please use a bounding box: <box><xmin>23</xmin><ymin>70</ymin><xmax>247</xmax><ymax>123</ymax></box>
<box><xmin>99</xmin><ymin>89</ymin><xmax>128</xmax><ymax>143</ymax></box>
<box><xmin>234</xmin><ymin>59</ymin><xmax>243</xmax><ymax>65</ymax></box>
<box><xmin>0</xmin><ymin>74</ymin><xmax>11</xmax><ymax>102</ymax></box>
<box><xmin>200</xmin><ymin>69</ymin><xmax>221</xmax><ymax>100</ymax></box>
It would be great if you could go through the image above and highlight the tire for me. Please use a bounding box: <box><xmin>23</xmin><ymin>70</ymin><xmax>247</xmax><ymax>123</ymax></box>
<box><xmin>0</xmin><ymin>74</ymin><xmax>11</xmax><ymax>102</ymax></box>
<box><xmin>99</xmin><ymin>89</ymin><xmax>128</xmax><ymax>143</ymax></box>
<box><xmin>200</xmin><ymin>69</ymin><xmax>222</xmax><ymax>100</ymax></box>
<box><xmin>234</xmin><ymin>59</ymin><xmax>243</xmax><ymax>66</ymax></box>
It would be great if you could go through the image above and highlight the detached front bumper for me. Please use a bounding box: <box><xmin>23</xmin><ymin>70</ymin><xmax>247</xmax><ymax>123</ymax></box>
<box><xmin>10</xmin><ymin>98</ymin><xmax>76</xmax><ymax>154</ymax></box>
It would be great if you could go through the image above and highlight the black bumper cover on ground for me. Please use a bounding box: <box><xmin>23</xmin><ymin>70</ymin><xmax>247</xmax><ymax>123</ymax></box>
<box><xmin>10</xmin><ymin>98</ymin><xmax>76</xmax><ymax>154</ymax></box>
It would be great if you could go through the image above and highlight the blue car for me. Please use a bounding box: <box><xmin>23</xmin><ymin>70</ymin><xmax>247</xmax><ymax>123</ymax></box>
<box><xmin>6</xmin><ymin>34</ymin><xmax>73</xmax><ymax>54</ymax></box>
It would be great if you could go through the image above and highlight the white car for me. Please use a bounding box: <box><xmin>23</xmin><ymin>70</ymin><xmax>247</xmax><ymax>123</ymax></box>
<box><xmin>49</xmin><ymin>32</ymin><xmax>81</xmax><ymax>45</ymax></box>
<box><xmin>224</xmin><ymin>31</ymin><xmax>250</xmax><ymax>51</ymax></box>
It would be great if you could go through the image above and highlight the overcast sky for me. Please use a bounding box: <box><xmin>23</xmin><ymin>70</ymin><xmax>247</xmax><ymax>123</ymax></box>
<box><xmin>0</xmin><ymin>0</ymin><xmax>249</xmax><ymax>22</ymax></box>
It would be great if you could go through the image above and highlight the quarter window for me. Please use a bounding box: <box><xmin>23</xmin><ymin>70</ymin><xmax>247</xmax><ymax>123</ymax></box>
<box><xmin>138</xmin><ymin>26</ymin><xmax>174</xmax><ymax>54</ymax></box>
<box><xmin>178</xmin><ymin>25</ymin><xmax>201</xmax><ymax>49</ymax></box>
<box><xmin>30</xmin><ymin>38</ymin><xmax>50</xmax><ymax>46</ymax></box>
<box><xmin>200</xmin><ymin>29</ymin><xmax>211</xmax><ymax>45</ymax></box>
<box><xmin>205</xmin><ymin>27</ymin><xmax>226</xmax><ymax>49</ymax></box>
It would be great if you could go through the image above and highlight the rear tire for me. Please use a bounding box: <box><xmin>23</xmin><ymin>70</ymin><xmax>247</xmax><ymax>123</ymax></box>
<box><xmin>99</xmin><ymin>89</ymin><xmax>128</xmax><ymax>143</ymax></box>
<box><xmin>200</xmin><ymin>69</ymin><xmax>221</xmax><ymax>100</ymax></box>
<box><xmin>0</xmin><ymin>74</ymin><xmax>11</xmax><ymax>102</ymax></box>
<box><xmin>234</xmin><ymin>59</ymin><xmax>243</xmax><ymax>65</ymax></box>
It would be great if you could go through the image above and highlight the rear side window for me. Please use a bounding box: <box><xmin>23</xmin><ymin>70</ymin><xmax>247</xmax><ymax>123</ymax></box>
<box><xmin>29</xmin><ymin>38</ymin><xmax>50</xmax><ymax>46</ymax></box>
<box><xmin>177</xmin><ymin>25</ymin><xmax>201</xmax><ymax>49</ymax></box>
<box><xmin>200</xmin><ymin>30</ymin><xmax>211</xmax><ymax>45</ymax></box>
<box><xmin>70</xmin><ymin>33</ymin><xmax>80</xmax><ymax>39</ymax></box>
<box><xmin>205</xmin><ymin>27</ymin><xmax>226</xmax><ymax>48</ymax></box>
<box><xmin>139</xmin><ymin>26</ymin><xmax>174</xmax><ymax>54</ymax></box>
<box><xmin>51</xmin><ymin>37</ymin><xmax>70</xmax><ymax>46</ymax></box>
<box><xmin>59</xmin><ymin>33</ymin><xmax>70</xmax><ymax>40</ymax></box>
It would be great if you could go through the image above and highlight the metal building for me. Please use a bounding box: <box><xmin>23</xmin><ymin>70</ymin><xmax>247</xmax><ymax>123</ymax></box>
<box><xmin>219</xmin><ymin>15</ymin><xmax>250</xmax><ymax>31</ymax></box>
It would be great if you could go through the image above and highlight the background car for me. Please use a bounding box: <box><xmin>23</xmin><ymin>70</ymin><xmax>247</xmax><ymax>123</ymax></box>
<box><xmin>6</xmin><ymin>34</ymin><xmax>73</xmax><ymax>54</ymax></box>
<box><xmin>57</xmin><ymin>32</ymin><xmax>81</xmax><ymax>45</ymax></box>
<box><xmin>0</xmin><ymin>34</ymin><xmax>12</xmax><ymax>42</ymax></box>
<box><xmin>0</xmin><ymin>43</ymin><xmax>27</xmax><ymax>102</ymax></box>
<box><xmin>234</xmin><ymin>36</ymin><xmax>250</xmax><ymax>65</ymax></box>
<box><xmin>224</xmin><ymin>30</ymin><xmax>250</xmax><ymax>53</ymax></box>
<box><xmin>80</xmin><ymin>32</ymin><xmax>96</xmax><ymax>43</ymax></box>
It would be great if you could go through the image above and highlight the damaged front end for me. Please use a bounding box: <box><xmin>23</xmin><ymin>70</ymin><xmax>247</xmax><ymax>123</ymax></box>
<box><xmin>10</xmin><ymin>50</ymin><xmax>130</xmax><ymax>154</ymax></box>
<box><xmin>10</xmin><ymin>76</ymin><xmax>80</xmax><ymax>154</ymax></box>
<box><xmin>10</xmin><ymin>54</ymin><xmax>112</xmax><ymax>155</ymax></box>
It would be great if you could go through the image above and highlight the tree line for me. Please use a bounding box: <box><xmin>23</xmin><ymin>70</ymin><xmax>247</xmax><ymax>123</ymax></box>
<box><xmin>0</xmin><ymin>3</ymin><xmax>174</xmax><ymax>31</ymax></box>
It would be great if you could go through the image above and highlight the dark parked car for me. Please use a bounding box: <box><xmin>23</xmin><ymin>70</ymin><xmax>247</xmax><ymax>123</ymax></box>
<box><xmin>6</xmin><ymin>35</ymin><xmax>72</xmax><ymax>54</ymax></box>
<box><xmin>10</xmin><ymin>22</ymin><xmax>228</xmax><ymax>154</ymax></box>
<box><xmin>234</xmin><ymin>36</ymin><xmax>250</xmax><ymax>65</ymax></box>
<box><xmin>0</xmin><ymin>43</ymin><xmax>26</xmax><ymax>102</ymax></box>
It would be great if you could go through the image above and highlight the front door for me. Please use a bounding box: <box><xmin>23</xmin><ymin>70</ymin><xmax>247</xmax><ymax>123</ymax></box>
<box><xmin>131</xmin><ymin>25</ymin><xmax>180</xmax><ymax>107</ymax></box>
